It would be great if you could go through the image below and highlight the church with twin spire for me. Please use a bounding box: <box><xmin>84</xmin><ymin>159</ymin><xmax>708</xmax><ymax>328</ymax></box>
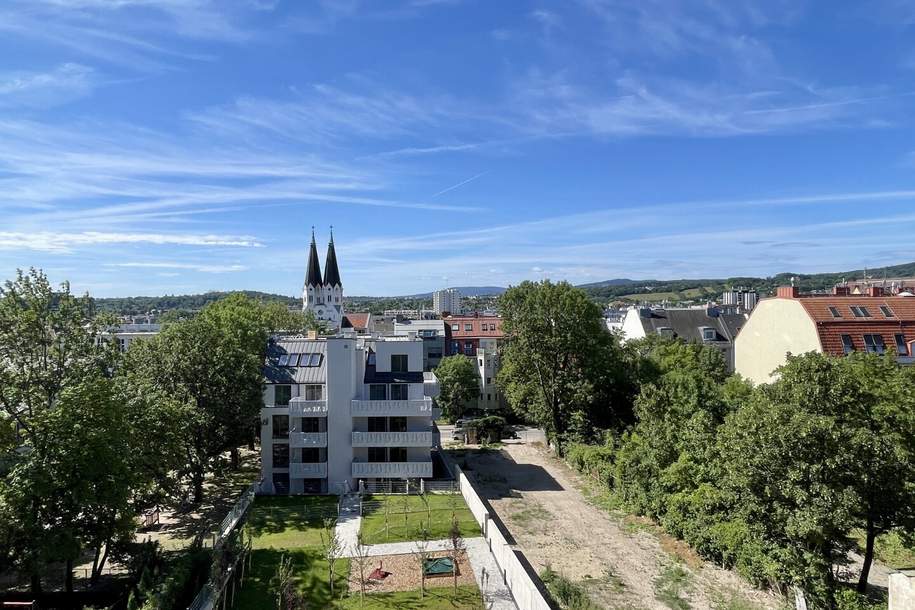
<box><xmin>303</xmin><ymin>228</ymin><xmax>344</xmax><ymax>330</ymax></box>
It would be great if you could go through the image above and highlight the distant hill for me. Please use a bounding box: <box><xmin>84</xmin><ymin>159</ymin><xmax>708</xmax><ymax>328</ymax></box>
<box><xmin>93</xmin><ymin>261</ymin><xmax>915</xmax><ymax>314</ymax></box>
<box><xmin>581</xmin><ymin>260</ymin><xmax>915</xmax><ymax>303</ymax></box>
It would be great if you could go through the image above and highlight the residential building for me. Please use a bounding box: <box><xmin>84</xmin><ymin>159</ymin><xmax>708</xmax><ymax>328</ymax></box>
<box><xmin>102</xmin><ymin>321</ymin><xmax>161</xmax><ymax>352</ymax></box>
<box><xmin>302</xmin><ymin>229</ymin><xmax>344</xmax><ymax>330</ymax></box>
<box><xmin>260</xmin><ymin>334</ymin><xmax>439</xmax><ymax>495</ymax></box>
<box><xmin>444</xmin><ymin>314</ymin><xmax>504</xmax><ymax>411</ymax></box>
<box><xmin>621</xmin><ymin>306</ymin><xmax>748</xmax><ymax>371</ymax></box>
<box><xmin>393</xmin><ymin>319</ymin><xmax>446</xmax><ymax>371</ymax></box>
<box><xmin>721</xmin><ymin>287</ymin><xmax>759</xmax><ymax>312</ymax></box>
<box><xmin>735</xmin><ymin>285</ymin><xmax>915</xmax><ymax>385</ymax></box>
<box><xmin>433</xmin><ymin>288</ymin><xmax>462</xmax><ymax>315</ymax></box>
<box><xmin>383</xmin><ymin>309</ymin><xmax>437</xmax><ymax>320</ymax></box>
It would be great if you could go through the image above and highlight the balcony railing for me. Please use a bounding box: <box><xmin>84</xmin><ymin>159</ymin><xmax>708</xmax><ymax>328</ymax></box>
<box><xmin>351</xmin><ymin>431</ymin><xmax>432</xmax><ymax>447</ymax></box>
<box><xmin>289</xmin><ymin>398</ymin><xmax>327</xmax><ymax>417</ymax></box>
<box><xmin>352</xmin><ymin>461</ymin><xmax>433</xmax><ymax>478</ymax></box>
<box><xmin>350</xmin><ymin>397</ymin><xmax>433</xmax><ymax>417</ymax></box>
<box><xmin>289</xmin><ymin>432</ymin><xmax>327</xmax><ymax>448</ymax></box>
<box><xmin>290</xmin><ymin>462</ymin><xmax>327</xmax><ymax>478</ymax></box>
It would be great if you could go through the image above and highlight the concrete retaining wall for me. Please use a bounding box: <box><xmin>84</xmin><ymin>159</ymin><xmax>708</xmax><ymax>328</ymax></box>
<box><xmin>453</xmin><ymin>464</ymin><xmax>553</xmax><ymax>610</ymax></box>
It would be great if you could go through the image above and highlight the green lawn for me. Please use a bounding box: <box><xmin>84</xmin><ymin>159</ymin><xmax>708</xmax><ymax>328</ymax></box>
<box><xmin>234</xmin><ymin>495</ymin><xmax>483</xmax><ymax>609</ymax></box>
<box><xmin>235</xmin><ymin>496</ymin><xmax>349</xmax><ymax>610</ymax></box>
<box><xmin>360</xmin><ymin>494</ymin><xmax>481</xmax><ymax>544</ymax></box>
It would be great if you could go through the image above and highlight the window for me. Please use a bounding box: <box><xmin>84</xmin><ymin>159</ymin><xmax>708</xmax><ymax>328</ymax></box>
<box><xmin>301</xmin><ymin>448</ymin><xmax>321</xmax><ymax>462</ymax></box>
<box><xmin>490</xmin><ymin>323</ymin><xmax>497</xmax><ymax>331</ymax></box>
<box><xmin>657</xmin><ymin>327</ymin><xmax>674</xmax><ymax>338</ymax></box>
<box><xmin>367</xmin><ymin>352</ymin><xmax>376</xmax><ymax>366</ymax></box>
<box><xmin>368</xmin><ymin>447</ymin><xmax>387</xmax><ymax>462</ymax></box>
<box><xmin>307</xmin><ymin>353</ymin><xmax>322</xmax><ymax>366</ymax></box>
<box><xmin>896</xmin><ymin>334</ymin><xmax>908</xmax><ymax>356</ymax></box>
<box><xmin>275</xmin><ymin>385</ymin><xmax>291</xmax><ymax>406</ymax></box>
<box><xmin>880</xmin><ymin>305</ymin><xmax>895</xmax><ymax>318</ymax></box>
<box><xmin>850</xmin><ymin>305</ymin><xmax>871</xmax><ymax>318</ymax></box>
<box><xmin>391</xmin><ymin>354</ymin><xmax>408</xmax><ymax>373</ymax></box>
<box><xmin>428</xmin><ymin>351</ymin><xmax>442</xmax><ymax>360</ymax></box>
<box><xmin>272</xmin><ymin>444</ymin><xmax>289</xmax><ymax>468</ymax></box>
<box><xmin>464</xmin><ymin>341</ymin><xmax>474</xmax><ymax>354</ymax></box>
<box><xmin>487</xmin><ymin>393</ymin><xmax>491</xmax><ymax>401</ymax></box>
<box><xmin>272</xmin><ymin>415</ymin><xmax>289</xmax><ymax>438</ymax></box>
<box><xmin>369</xmin><ymin>384</ymin><xmax>387</xmax><ymax>400</ymax></box>
<box><xmin>389</xmin><ymin>447</ymin><xmax>407</xmax><ymax>462</ymax></box>
<box><xmin>451</xmin><ymin>341</ymin><xmax>459</xmax><ymax>353</ymax></box>
<box><xmin>479</xmin><ymin>359</ymin><xmax>483</xmax><ymax>366</ymax></box>
<box><xmin>451</xmin><ymin>323</ymin><xmax>459</xmax><ymax>331</ymax></box>
<box><xmin>300</xmin><ymin>417</ymin><xmax>320</xmax><ymax>432</ymax></box>
<box><xmin>117</xmin><ymin>338</ymin><xmax>127</xmax><ymax>352</ymax></box>
<box><xmin>277</xmin><ymin>353</ymin><xmax>290</xmax><ymax>366</ymax></box>
<box><xmin>486</xmin><ymin>377</ymin><xmax>491</xmax><ymax>384</ymax></box>
<box><xmin>303</xmin><ymin>384</ymin><xmax>323</xmax><ymax>401</ymax></box>
<box><xmin>390</xmin><ymin>417</ymin><xmax>407</xmax><ymax>432</ymax></box>
<box><xmin>828</xmin><ymin>306</ymin><xmax>842</xmax><ymax>318</ymax></box>
<box><xmin>864</xmin><ymin>334</ymin><xmax>885</xmax><ymax>354</ymax></box>
<box><xmin>390</xmin><ymin>384</ymin><xmax>408</xmax><ymax>400</ymax></box>
<box><xmin>841</xmin><ymin>334</ymin><xmax>855</xmax><ymax>354</ymax></box>
<box><xmin>702</xmin><ymin>328</ymin><xmax>716</xmax><ymax>341</ymax></box>
<box><xmin>368</xmin><ymin>417</ymin><xmax>387</xmax><ymax>432</ymax></box>
<box><xmin>465</xmin><ymin>323</ymin><xmax>473</xmax><ymax>331</ymax></box>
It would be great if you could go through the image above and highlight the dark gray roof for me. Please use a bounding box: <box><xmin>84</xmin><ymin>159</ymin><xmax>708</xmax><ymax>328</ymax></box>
<box><xmin>636</xmin><ymin>308</ymin><xmax>746</xmax><ymax>344</ymax></box>
<box><xmin>305</xmin><ymin>232</ymin><xmax>322</xmax><ymax>287</ymax></box>
<box><xmin>264</xmin><ymin>339</ymin><xmax>326</xmax><ymax>383</ymax></box>
<box><xmin>323</xmin><ymin>234</ymin><xmax>341</xmax><ymax>287</ymax></box>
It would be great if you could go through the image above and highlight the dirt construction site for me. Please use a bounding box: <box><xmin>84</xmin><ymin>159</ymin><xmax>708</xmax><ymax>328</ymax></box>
<box><xmin>449</xmin><ymin>432</ymin><xmax>783</xmax><ymax>610</ymax></box>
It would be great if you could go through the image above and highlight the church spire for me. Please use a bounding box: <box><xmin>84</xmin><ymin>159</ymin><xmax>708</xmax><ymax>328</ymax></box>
<box><xmin>323</xmin><ymin>225</ymin><xmax>342</xmax><ymax>287</ymax></box>
<box><xmin>305</xmin><ymin>226</ymin><xmax>323</xmax><ymax>287</ymax></box>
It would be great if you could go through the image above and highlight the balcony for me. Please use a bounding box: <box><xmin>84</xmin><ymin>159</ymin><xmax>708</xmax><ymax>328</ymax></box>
<box><xmin>350</xmin><ymin>397</ymin><xmax>432</xmax><ymax>417</ymax></box>
<box><xmin>351</xmin><ymin>431</ymin><xmax>432</xmax><ymax>447</ymax></box>
<box><xmin>290</xmin><ymin>462</ymin><xmax>327</xmax><ymax>478</ymax></box>
<box><xmin>289</xmin><ymin>432</ymin><xmax>327</xmax><ymax>448</ymax></box>
<box><xmin>351</xmin><ymin>461</ymin><xmax>433</xmax><ymax>478</ymax></box>
<box><xmin>289</xmin><ymin>398</ymin><xmax>327</xmax><ymax>417</ymax></box>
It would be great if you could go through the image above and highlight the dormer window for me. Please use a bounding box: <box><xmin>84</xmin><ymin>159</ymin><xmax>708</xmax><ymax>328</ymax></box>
<box><xmin>657</xmin><ymin>327</ymin><xmax>674</xmax><ymax>339</ymax></box>
<box><xmin>841</xmin><ymin>334</ymin><xmax>855</xmax><ymax>354</ymax></box>
<box><xmin>850</xmin><ymin>305</ymin><xmax>871</xmax><ymax>318</ymax></box>
<box><xmin>828</xmin><ymin>306</ymin><xmax>842</xmax><ymax>318</ymax></box>
<box><xmin>895</xmin><ymin>334</ymin><xmax>908</xmax><ymax>356</ymax></box>
<box><xmin>864</xmin><ymin>334</ymin><xmax>885</xmax><ymax>354</ymax></box>
<box><xmin>702</xmin><ymin>328</ymin><xmax>716</xmax><ymax>341</ymax></box>
<box><xmin>880</xmin><ymin>305</ymin><xmax>894</xmax><ymax>318</ymax></box>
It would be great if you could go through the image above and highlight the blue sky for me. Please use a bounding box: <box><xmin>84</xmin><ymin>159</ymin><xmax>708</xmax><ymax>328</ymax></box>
<box><xmin>3</xmin><ymin>1</ymin><xmax>915</xmax><ymax>297</ymax></box>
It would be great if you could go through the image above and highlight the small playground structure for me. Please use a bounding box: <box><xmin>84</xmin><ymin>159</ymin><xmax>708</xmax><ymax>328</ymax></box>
<box><xmin>422</xmin><ymin>557</ymin><xmax>456</xmax><ymax>578</ymax></box>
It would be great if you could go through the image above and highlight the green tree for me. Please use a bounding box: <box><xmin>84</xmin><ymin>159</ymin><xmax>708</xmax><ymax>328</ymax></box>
<box><xmin>434</xmin><ymin>355</ymin><xmax>479</xmax><ymax>421</ymax></box>
<box><xmin>260</xmin><ymin>302</ymin><xmax>324</xmax><ymax>334</ymax></box>
<box><xmin>717</xmin><ymin>354</ymin><xmax>861</xmax><ymax>606</ymax></box>
<box><xmin>497</xmin><ymin>280</ymin><xmax>630</xmax><ymax>454</ymax></box>
<box><xmin>0</xmin><ymin>269</ymin><xmax>109</xmax><ymax>438</ymax></box>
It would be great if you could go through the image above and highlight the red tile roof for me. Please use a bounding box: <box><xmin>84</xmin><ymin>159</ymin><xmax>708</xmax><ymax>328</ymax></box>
<box><xmin>444</xmin><ymin>315</ymin><xmax>503</xmax><ymax>339</ymax></box>
<box><xmin>787</xmin><ymin>295</ymin><xmax>915</xmax><ymax>357</ymax></box>
<box><xmin>343</xmin><ymin>312</ymin><xmax>371</xmax><ymax>331</ymax></box>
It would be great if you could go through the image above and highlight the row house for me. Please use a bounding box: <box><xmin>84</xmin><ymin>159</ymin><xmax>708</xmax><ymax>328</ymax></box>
<box><xmin>735</xmin><ymin>285</ymin><xmax>915</xmax><ymax>384</ymax></box>
<box><xmin>444</xmin><ymin>314</ymin><xmax>504</xmax><ymax>412</ymax></box>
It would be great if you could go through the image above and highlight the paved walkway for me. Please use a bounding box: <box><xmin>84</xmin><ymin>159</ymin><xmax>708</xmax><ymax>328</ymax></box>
<box><xmin>339</xmin><ymin>535</ymin><xmax>517</xmax><ymax>610</ymax></box>
<box><xmin>335</xmin><ymin>493</ymin><xmax>362</xmax><ymax>555</ymax></box>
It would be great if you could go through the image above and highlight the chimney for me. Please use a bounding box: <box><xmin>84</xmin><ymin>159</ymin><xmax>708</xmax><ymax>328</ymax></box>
<box><xmin>776</xmin><ymin>286</ymin><xmax>799</xmax><ymax>299</ymax></box>
<box><xmin>868</xmin><ymin>286</ymin><xmax>884</xmax><ymax>297</ymax></box>
<box><xmin>833</xmin><ymin>286</ymin><xmax>850</xmax><ymax>296</ymax></box>
<box><xmin>306</xmin><ymin>329</ymin><xmax>318</xmax><ymax>340</ymax></box>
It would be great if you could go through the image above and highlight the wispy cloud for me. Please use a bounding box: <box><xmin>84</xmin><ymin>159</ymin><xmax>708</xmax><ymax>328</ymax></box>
<box><xmin>0</xmin><ymin>63</ymin><xmax>97</xmax><ymax>108</ymax></box>
<box><xmin>0</xmin><ymin>231</ymin><xmax>263</xmax><ymax>253</ymax></box>
<box><xmin>106</xmin><ymin>261</ymin><xmax>248</xmax><ymax>273</ymax></box>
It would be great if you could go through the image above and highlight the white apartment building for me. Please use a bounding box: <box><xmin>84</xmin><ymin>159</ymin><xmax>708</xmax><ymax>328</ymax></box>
<box><xmin>433</xmin><ymin>288</ymin><xmax>462</xmax><ymax>315</ymax></box>
<box><xmin>259</xmin><ymin>334</ymin><xmax>440</xmax><ymax>495</ymax></box>
<box><xmin>101</xmin><ymin>322</ymin><xmax>161</xmax><ymax>352</ymax></box>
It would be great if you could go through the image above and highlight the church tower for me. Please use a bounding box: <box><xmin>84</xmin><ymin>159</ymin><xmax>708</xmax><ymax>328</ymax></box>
<box><xmin>302</xmin><ymin>228</ymin><xmax>344</xmax><ymax>330</ymax></box>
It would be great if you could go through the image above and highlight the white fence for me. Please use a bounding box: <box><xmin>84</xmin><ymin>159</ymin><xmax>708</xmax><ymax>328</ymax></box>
<box><xmin>452</xmin><ymin>464</ymin><xmax>553</xmax><ymax>610</ymax></box>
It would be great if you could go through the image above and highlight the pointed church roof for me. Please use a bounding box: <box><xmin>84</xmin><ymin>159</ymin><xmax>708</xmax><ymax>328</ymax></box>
<box><xmin>305</xmin><ymin>228</ymin><xmax>323</xmax><ymax>287</ymax></box>
<box><xmin>323</xmin><ymin>228</ymin><xmax>342</xmax><ymax>287</ymax></box>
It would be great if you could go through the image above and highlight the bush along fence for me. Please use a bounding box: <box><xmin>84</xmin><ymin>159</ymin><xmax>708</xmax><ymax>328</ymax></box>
<box><xmin>451</xmin><ymin>463</ymin><xmax>552</xmax><ymax>610</ymax></box>
<box><xmin>186</xmin><ymin>481</ymin><xmax>259</xmax><ymax>610</ymax></box>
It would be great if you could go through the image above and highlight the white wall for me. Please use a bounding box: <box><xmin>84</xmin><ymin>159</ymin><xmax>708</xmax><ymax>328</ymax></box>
<box><xmin>620</xmin><ymin>309</ymin><xmax>647</xmax><ymax>342</ymax></box>
<box><xmin>734</xmin><ymin>298</ymin><xmax>822</xmax><ymax>385</ymax></box>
